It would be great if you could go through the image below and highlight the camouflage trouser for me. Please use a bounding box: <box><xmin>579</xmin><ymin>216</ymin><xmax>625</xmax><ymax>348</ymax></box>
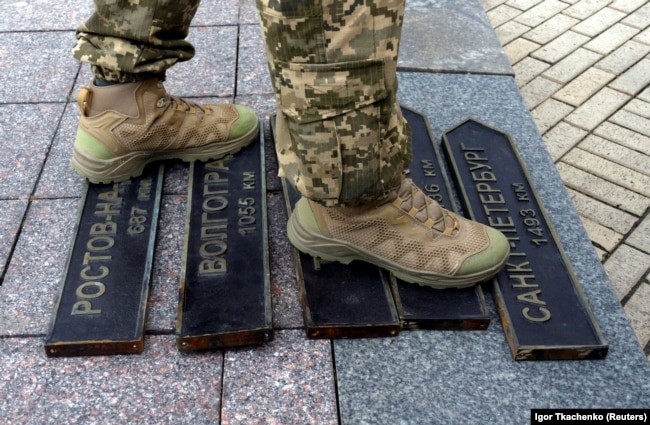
<box><xmin>258</xmin><ymin>0</ymin><xmax>411</xmax><ymax>207</ymax></box>
<box><xmin>73</xmin><ymin>0</ymin><xmax>200</xmax><ymax>83</ymax></box>
<box><xmin>74</xmin><ymin>0</ymin><xmax>411</xmax><ymax>206</ymax></box>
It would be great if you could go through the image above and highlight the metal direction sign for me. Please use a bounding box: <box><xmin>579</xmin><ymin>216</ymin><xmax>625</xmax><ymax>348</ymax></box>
<box><xmin>394</xmin><ymin>107</ymin><xmax>490</xmax><ymax>330</ymax></box>
<box><xmin>443</xmin><ymin>119</ymin><xmax>608</xmax><ymax>360</ymax></box>
<box><xmin>283</xmin><ymin>181</ymin><xmax>402</xmax><ymax>339</ymax></box>
<box><xmin>45</xmin><ymin>165</ymin><xmax>164</xmax><ymax>357</ymax></box>
<box><xmin>177</xmin><ymin>130</ymin><xmax>273</xmax><ymax>350</ymax></box>
<box><xmin>277</xmin><ymin>107</ymin><xmax>490</xmax><ymax>337</ymax></box>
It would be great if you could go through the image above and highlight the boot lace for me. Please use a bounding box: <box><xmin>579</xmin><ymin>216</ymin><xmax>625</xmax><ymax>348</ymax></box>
<box><xmin>155</xmin><ymin>81</ymin><xmax>208</xmax><ymax>115</ymax></box>
<box><xmin>392</xmin><ymin>179</ymin><xmax>460</xmax><ymax>236</ymax></box>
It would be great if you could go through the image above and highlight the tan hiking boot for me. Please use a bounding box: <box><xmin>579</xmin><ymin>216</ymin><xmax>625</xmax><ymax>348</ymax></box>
<box><xmin>72</xmin><ymin>79</ymin><xmax>259</xmax><ymax>183</ymax></box>
<box><xmin>287</xmin><ymin>178</ymin><xmax>510</xmax><ymax>289</ymax></box>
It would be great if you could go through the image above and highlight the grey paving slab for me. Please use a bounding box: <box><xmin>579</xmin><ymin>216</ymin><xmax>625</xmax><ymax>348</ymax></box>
<box><xmin>71</xmin><ymin>62</ymin><xmax>94</xmax><ymax>98</ymax></box>
<box><xmin>0</xmin><ymin>335</ymin><xmax>224</xmax><ymax>425</ymax></box>
<box><xmin>266</xmin><ymin>192</ymin><xmax>304</xmax><ymax>329</ymax></box>
<box><xmin>222</xmin><ymin>330</ymin><xmax>337</xmax><ymax>425</ymax></box>
<box><xmin>0</xmin><ymin>200</ymin><xmax>28</xmax><ymax>278</ymax></box>
<box><xmin>240</xmin><ymin>0</ymin><xmax>261</xmax><ymax>24</ymax></box>
<box><xmin>0</xmin><ymin>32</ymin><xmax>79</xmax><ymax>103</ymax></box>
<box><xmin>0</xmin><ymin>198</ymin><xmax>79</xmax><ymax>336</ymax></box>
<box><xmin>165</xmin><ymin>26</ymin><xmax>238</xmax><ymax>98</ymax></box>
<box><xmin>334</xmin><ymin>72</ymin><xmax>650</xmax><ymax>425</ymax></box>
<box><xmin>193</xmin><ymin>0</ymin><xmax>240</xmax><ymax>26</ymax></box>
<box><xmin>0</xmin><ymin>103</ymin><xmax>66</xmax><ymax>199</ymax></box>
<box><xmin>237</xmin><ymin>24</ymin><xmax>275</xmax><ymax>96</ymax></box>
<box><xmin>35</xmin><ymin>103</ymin><xmax>87</xmax><ymax>199</ymax></box>
<box><xmin>399</xmin><ymin>0</ymin><xmax>513</xmax><ymax>75</ymax></box>
<box><xmin>147</xmin><ymin>194</ymin><xmax>187</xmax><ymax>332</ymax></box>
<box><xmin>0</xmin><ymin>0</ymin><xmax>91</xmax><ymax>31</ymax></box>
<box><xmin>162</xmin><ymin>162</ymin><xmax>191</xmax><ymax>195</ymax></box>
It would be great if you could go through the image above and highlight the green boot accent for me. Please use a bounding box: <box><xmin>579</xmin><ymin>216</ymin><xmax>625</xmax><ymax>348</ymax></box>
<box><xmin>456</xmin><ymin>227</ymin><xmax>510</xmax><ymax>276</ymax></box>
<box><xmin>75</xmin><ymin>128</ymin><xmax>116</xmax><ymax>160</ymax></box>
<box><xmin>229</xmin><ymin>105</ymin><xmax>259</xmax><ymax>140</ymax></box>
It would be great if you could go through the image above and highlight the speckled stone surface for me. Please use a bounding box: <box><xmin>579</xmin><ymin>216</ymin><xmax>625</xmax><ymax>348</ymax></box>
<box><xmin>147</xmin><ymin>195</ymin><xmax>188</xmax><ymax>332</ymax></box>
<box><xmin>0</xmin><ymin>0</ymin><xmax>91</xmax><ymax>31</ymax></box>
<box><xmin>0</xmin><ymin>200</ymin><xmax>28</xmax><ymax>277</ymax></box>
<box><xmin>333</xmin><ymin>73</ymin><xmax>650</xmax><ymax>425</ymax></box>
<box><xmin>237</xmin><ymin>24</ymin><xmax>275</xmax><ymax>96</ymax></box>
<box><xmin>0</xmin><ymin>32</ymin><xmax>79</xmax><ymax>103</ymax></box>
<box><xmin>0</xmin><ymin>199</ymin><xmax>79</xmax><ymax>336</ymax></box>
<box><xmin>193</xmin><ymin>0</ymin><xmax>240</xmax><ymax>26</ymax></box>
<box><xmin>0</xmin><ymin>104</ymin><xmax>67</xmax><ymax>199</ymax></box>
<box><xmin>222</xmin><ymin>330</ymin><xmax>338</xmax><ymax>425</ymax></box>
<box><xmin>399</xmin><ymin>0</ymin><xmax>513</xmax><ymax>75</ymax></box>
<box><xmin>165</xmin><ymin>26</ymin><xmax>238</xmax><ymax>98</ymax></box>
<box><xmin>162</xmin><ymin>162</ymin><xmax>191</xmax><ymax>196</ymax></box>
<box><xmin>0</xmin><ymin>335</ymin><xmax>224</xmax><ymax>424</ymax></box>
<box><xmin>266</xmin><ymin>193</ymin><xmax>303</xmax><ymax>329</ymax></box>
<box><xmin>240</xmin><ymin>0</ymin><xmax>261</xmax><ymax>25</ymax></box>
<box><xmin>35</xmin><ymin>103</ymin><xmax>87</xmax><ymax>199</ymax></box>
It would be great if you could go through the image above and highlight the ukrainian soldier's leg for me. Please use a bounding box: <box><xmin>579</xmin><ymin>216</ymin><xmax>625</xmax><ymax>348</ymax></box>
<box><xmin>258</xmin><ymin>0</ymin><xmax>409</xmax><ymax>206</ymax></box>
<box><xmin>258</xmin><ymin>0</ymin><xmax>510</xmax><ymax>288</ymax></box>
<box><xmin>71</xmin><ymin>0</ymin><xmax>259</xmax><ymax>183</ymax></box>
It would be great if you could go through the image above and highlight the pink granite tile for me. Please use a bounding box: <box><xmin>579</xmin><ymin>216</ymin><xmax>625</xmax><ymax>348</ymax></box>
<box><xmin>147</xmin><ymin>195</ymin><xmax>187</xmax><ymax>332</ymax></box>
<box><xmin>0</xmin><ymin>200</ymin><xmax>28</xmax><ymax>277</ymax></box>
<box><xmin>0</xmin><ymin>104</ymin><xmax>66</xmax><ymax>198</ymax></box>
<box><xmin>0</xmin><ymin>199</ymin><xmax>79</xmax><ymax>336</ymax></box>
<box><xmin>162</xmin><ymin>162</ymin><xmax>191</xmax><ymax>195</ymax></box>
<box><xmin>36</xmin><ymin>103</ymin><xmax>88</xmax><ymax>199</ymax></box>
<box><xmin>0</xmin><ymin>0</ymin><xmax>92</xmax><ymax>31</ymax></box>
<box><xmin>165</xmin><ymin>26</ymin><xmax>238</xmax><ymax>98</ymax></box>
<box><xmin>0</xmin><ymin>335</ymin><xmax>223</xmax><ymax>424</ymax></box>
<box><xmin>0</xmin><ymin>32</ymin><xmax>79</xmax><ymax>103</ymax></box>
<box><xmin>221</xmin><ymin>330</ymin><xmax>338</xmax><ymax>425</ymax></box>
<box><xmin>193</xmin><ymin>0</ymin><xmax>240</xmax><ymax>26</ymax></box>
<box><xmin>267</xmin><ymin>193</ymin><xmax>303</xmax><ymax>329</ymax></box>
<box><xmin>240</xmin><ymin>0</ymin><xmax>260</xmax><ymax>25</ymax></box>
<box><xmin>237</xmin><ymin>25</ymin><xmax>275</xmax><ymax>96</ymax></box>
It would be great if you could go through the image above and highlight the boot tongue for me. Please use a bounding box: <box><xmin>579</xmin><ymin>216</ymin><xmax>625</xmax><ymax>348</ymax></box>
<box><xmin>394</xmin><ymin>179</ymin><xmax>452</xmax><ymax>234</ymax></box>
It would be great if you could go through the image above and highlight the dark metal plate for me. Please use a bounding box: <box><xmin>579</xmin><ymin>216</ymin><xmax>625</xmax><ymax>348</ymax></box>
<box><xmin>442</xmin><ymin>119</ymin><xmax>608</xmax><ymax>360</ymax></box>
<box><xmin>283</xmin><ymin>181</ymin><xmax>401</xmax><ymax>339</ymax></box>
<box><xmin>394</xmin><ymin>107</ymin><xmax>490</xmax><ymax>330</ymax></box>
<box><xmin>274</xmin><ymin>107</ymin><xmax>489</xmax><ymax>337</ymax></box>
<box><xmin>176</xmin><ymin>129</ymin><xmax>273</xmax><ymax>351</ymax></box>
<box><xmin>45</xmin><ymin>164</ymin><xmax>164</xmax><ymax>357</ymax></box>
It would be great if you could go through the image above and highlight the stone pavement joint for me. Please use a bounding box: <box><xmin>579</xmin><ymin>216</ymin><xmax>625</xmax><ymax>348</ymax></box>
<box><xmin>485</xmin><ymin>0</ymin><xmax>650</xmax><ymax>359</ymax></box>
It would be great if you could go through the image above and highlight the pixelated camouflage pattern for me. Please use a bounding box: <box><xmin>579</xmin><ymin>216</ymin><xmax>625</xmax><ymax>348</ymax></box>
<box><xmin>258</xmin><ymin>0</ymin><xmax>411</xmax><ymax>207</ymax></box>
<box><xmin>73</xmin><ymin>0</ymin><xmax>200</xmax><ymax>83</ymax></box>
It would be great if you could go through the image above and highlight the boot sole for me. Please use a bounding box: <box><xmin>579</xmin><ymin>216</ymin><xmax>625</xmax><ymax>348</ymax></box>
<box><xmin>71</xmin><ymin>120</ymin><xmax>260</xmax><ymax>184</ymax></box>
<box><xmin>287</xmin><ymin>206</ymin><xmax>509</xmax><ymax>289</ymax></box>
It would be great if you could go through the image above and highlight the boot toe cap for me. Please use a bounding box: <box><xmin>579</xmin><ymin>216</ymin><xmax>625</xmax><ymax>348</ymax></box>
<box><xmin>456</xmin><ymin>226</ymin><xmax>510</xmax><ymax>278</ymax></box>
<box><xmin>230</xmin><ymin>105</ymin><xmax>259</xmax><ymax>139</ymax></box>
